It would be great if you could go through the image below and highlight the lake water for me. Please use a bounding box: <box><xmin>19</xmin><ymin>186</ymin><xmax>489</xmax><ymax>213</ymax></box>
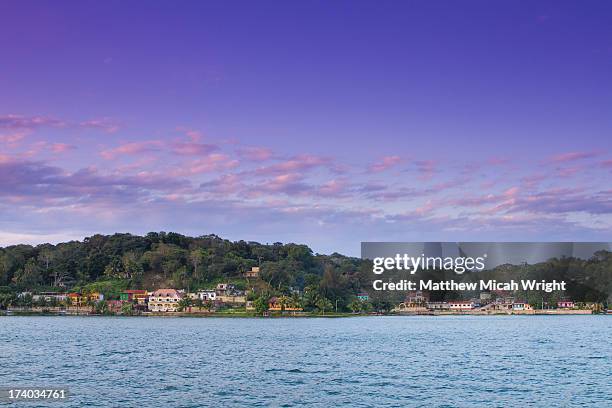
<box><xmin>1</xmin><ymin>316</ymin><xmax>611</xmax><ymax>407</ymax></box>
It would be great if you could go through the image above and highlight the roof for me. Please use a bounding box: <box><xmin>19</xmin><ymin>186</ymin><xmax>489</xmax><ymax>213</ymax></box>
<box><xmin>123</xmin><ymin>290</ymin><xmax>148</xmax><ymax>294</ymax></box>
<box><xmin>152</xmin><ymin>289</ymin><xmax>181</xmax><ymax>297</ymax></box>
<box><xmin>268</xmin><ymin>296</ymin><xmax>278</xmax><ymax>303</ymax></box>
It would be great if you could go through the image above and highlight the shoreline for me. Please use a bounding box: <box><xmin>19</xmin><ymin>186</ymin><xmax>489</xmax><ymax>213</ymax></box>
<box><xmin>1</xmin><ymin>310</ymin><xmax>603</xmax><ymax>318</ymax></box>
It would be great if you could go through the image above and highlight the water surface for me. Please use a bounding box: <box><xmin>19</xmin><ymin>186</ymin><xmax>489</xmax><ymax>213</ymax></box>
<box><xmin>1</xmin><ymin>316</ymin><xmax>610</xmax><ymax>407</ymax></box>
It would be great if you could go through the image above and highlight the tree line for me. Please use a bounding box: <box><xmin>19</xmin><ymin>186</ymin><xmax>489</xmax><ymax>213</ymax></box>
<box><xmin>1</xmin><ymin>232</ymin><xmax>610</xmax><ymax>311</ymax></box>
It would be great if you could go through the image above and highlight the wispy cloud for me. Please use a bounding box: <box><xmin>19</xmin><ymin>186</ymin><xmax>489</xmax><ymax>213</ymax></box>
<box><xmin>368</xmin><ymin>155</ymin><xmax>401</xmax><ymax>172</ymax></box>
<box><xmin>0</xmin><ymin>114</ymin><xmax>119</xmax><ymax>133</ymax></box>
<box><xmin>101</xmin><ymin>140</ymin><xmax>162</xmax><ymax>160</ymax></box>
<box><xmin>548</xmin><ymin>151</ymin><xmax>599</xmax><ymax>163</ymax></box>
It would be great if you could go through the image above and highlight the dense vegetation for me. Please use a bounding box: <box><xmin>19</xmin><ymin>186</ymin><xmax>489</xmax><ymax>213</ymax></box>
<box><xmin>0</xmin><ymin>232</ymin><xmax>611</xmax><ymax>311</ymax></box>
<box><xmin>0</xmin><ymin>232</ymin><xmax>372</xmax><ymax>312</ymax></box>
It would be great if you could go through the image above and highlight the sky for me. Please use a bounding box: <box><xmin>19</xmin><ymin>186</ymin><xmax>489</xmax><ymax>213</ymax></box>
<box><xmin>0</xmin><ymin>0</ymin><xmax>611</xmax><ymax>255</ymax></box>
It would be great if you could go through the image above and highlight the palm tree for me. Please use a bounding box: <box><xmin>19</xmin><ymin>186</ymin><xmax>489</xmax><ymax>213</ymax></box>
<box><xmin>278</xmin><ymin>295</ymin><xmax>289</xmax><ymax>313</ymax></box>
<box><xmin>177</xmin><ymin>297</ymin><xmax>193</xmax><ymax>312</ymax></box>
<box><xmin>316</xmin><ymin>297</ymin><xmax>333</xmax><ymax>315</ymax></box>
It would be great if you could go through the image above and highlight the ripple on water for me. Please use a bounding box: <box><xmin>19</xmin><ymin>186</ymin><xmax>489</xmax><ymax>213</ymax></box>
<box><xmin>0</xmin><ymin>315</ymin><xmax>610</xmax><ymax>407</ymax></box>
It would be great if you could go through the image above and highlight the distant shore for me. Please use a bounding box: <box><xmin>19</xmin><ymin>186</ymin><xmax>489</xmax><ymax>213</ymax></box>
<box><xmin>1</xmin><ymin>309</ymin><xmax>604</xmax><ymax>318</ymax></box>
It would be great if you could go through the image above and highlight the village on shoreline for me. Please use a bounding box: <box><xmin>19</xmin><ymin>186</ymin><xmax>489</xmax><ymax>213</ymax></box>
<box><xmin>2</xmin><ymin>267</ymin><xmax>608</xmax><ymax>317</ymax></box>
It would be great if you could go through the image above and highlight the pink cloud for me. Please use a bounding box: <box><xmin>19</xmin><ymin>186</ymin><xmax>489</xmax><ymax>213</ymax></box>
<box><xmin>100</xmin><ymin>140</ymin><xmax>162</xmax><ymax>160</ymax></box>
<box><xmin>254</xmin><ymin>154</ymin><xmax>329</xmax><ymax>175</ymax></box>
<box><xmin>0</xmin><ymin>114</ymin><xmax>65</xmax><ymax>129</ymax></box>
<box><xmin>171</xmin><ymin>141</ymin><xmax>219</xmax><ymax>156</ymax></box>
<box><xmin>200</xmin><ymin>174</ymin><xmax>245</xmax><ymax>195</ymax></box>
<box><xmin>503</xmin><ymin>186</ymin><xmax>520</xmax><ymax>198</ymax></box>
<box><xmin>176</xmin><ymin>127</ymin><xmax>203</xmax><ymax>142</ymax></box>
<box><xmin>415</xmin><ymin>160</ymin><xmax>437</xmax><ymax>180</ymax></box>
<box><xmin>368</xmin><ymin>156</ymin><xmax>401</xmax><ymax>172</ymax></box>
<box><xmin>236</xmin><ymin>146</ymin><xmax>274</xmax><ymax>161</ymax></box>
<box><xmin>317</xmin><ymin>179</ymin><xmax>349</xmax><ymax>197</ymax></box>
<box><xmin>79</xmin><ymin>118</ymin><xmax>120</xmax><ymax>133</ymax></box>
<box><xmin>556</xmin><ymin>166</ymin><xmax>582</xmax><ymax>177</ymax></box>
<box><xmin>521</xmin><ymin>174</ymin><xmax>547</xmax><ymax>189</ymax></box>
<box><xmin>0</xmin><ymin>130</ymin><xmax>28</xmax><ymax>147</ymax></box>
<box><xmin>173</xmin><ymin>154</ymin><xmax>239</xmax><ymax>176</ymax></box>
<box><xmin>0</xmin><ymin>114</ymin><xmax>119</xmax><ymax>133</ymax></box>
<box><xmin>50</xmin><ymin>143</ymin><xmax>76</xmax><ymax>153</ymax></box>
<box><xmin>549</xmin><ymin>151</ymin><xmax>599</xmax><ymax>163</ymax></box>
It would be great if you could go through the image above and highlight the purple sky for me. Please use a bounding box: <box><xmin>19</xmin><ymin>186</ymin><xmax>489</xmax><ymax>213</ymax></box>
<box><xmin>1</xmin><ymin>1</ymin><xmax>611</xmax><ymax>255</ymax></box>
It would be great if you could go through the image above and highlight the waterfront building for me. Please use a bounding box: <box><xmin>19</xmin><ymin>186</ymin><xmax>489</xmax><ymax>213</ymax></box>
<box><xmin>448</xmin><ymin>301</ymin><xmax>475</xmax><ymax>310</ymax></box>
<box><xmin>216</xmin><ymin>283</ymin><xmax>236</xmax><ymax>296</ymax></box>
<box><xmin>557</xmin><ymin>300</ymin><xmax>575</xmax><ymax>309</ymax></box>
<box><xmin>512</xmin><ymin>301</ymin><xmax>533</xmax><ymax>311</ymax></box>
<box><xmin>67</xmin><ymin>292</ymin><xmax>101</xmax><ymax>306</ymax></box>
<box><xmin>32</xmin><ymin>292</ymin><xmax>68</xmax><ymax>303</ymax></box>
<box><xmin>268</xmin><ymin>296</ymin><xmax>303</xmax><ymax>312</ymax></box>
<box><xmin>357</xmin><ymin>293</ymin><xmax>369</xmax><ymax>301</ymax></box>
<box><xmin>148</xmin><ymin>289</ymin><xmax>182</xmax><ymax>312</ymax></box>
<box><xmin>405</xmin><ymin>290</ymin><xmax>429</xmax><ymax>305</ymax></box>
<box><xmin>120</xmin><ymin>290</ymin><xmax>148</xmax><ymax>304</ymax></box>
<box><xmin>216</xmin><ymin>295</ymin><xmax>246</xmax><ymax>305</ymax></box>
<box><xmin>194</xmin><ymin>290</ymin><xmax>217</xmax><ymax>301</ymax></box>
<box><xmin>426</xmin><ymin>301</ymin><xmax>449</xmax><ymax>310</ymax></box>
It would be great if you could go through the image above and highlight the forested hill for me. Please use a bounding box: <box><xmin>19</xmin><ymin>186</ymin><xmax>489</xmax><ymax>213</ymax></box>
<box><xmin>1</xmin><ymin>232</ymin><xmax>611</xmax><ymax>307</ymax></box>
<box><xmin>0</xmin><ymin>232</ymin><xmax>369</xmax><ymax>297</ymax></box>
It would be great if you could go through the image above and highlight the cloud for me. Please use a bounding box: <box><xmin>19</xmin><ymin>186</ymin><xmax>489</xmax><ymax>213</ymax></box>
<box><xmin>0</xmin><ymin>114</ymin><xmax>65</xmax><ymax>129</ymax></box>
<box><xmin>0</xmin><ymin>130</ymin><xmax>29</xmax><ymax>147</ymax></box>
<box><xmin>50</xmin><ymin>143</ymin><xmax>76</xmax><ymax>153</ymax></box>
<box><xmin>171</xmin><ymin>141</ymin><xmax>219</xmax><ymax>156</ymax></box>
<box><xmin>236</xmin><ymin>146</ymin><xmax>274</xmax><ymax>161</ymax></box>
<box><xmin>501</xmin><ymin>189</ymin><xmax>612</xmax><ymax>215</ymax></box>
<box><xmin>172</xmin><ymin>153</ymin><xmax>239</xmax><ymax>176</ymax></box>
<box><xmin>368</xmin><ymin>156</ymin><xmax>402</xmax><ymax>172</ymax></box>
<box><xmin>0</xmin><ymin>114</ymin><xmax>119</xmax><ymax>133</ymax></box>
<box><xmin>0</xmin><ymin>158</ymin><xmax>190</xmax><ymax>207</ymax></box>
<box><xmin>415</xmin><ymin>160</ymin><xmax>437</xmax><ymax>180</ymax></box>
<box><xmin>100</xmin><ymin>140</ymin><xmax>162</xmax><ymax>160</ymax></box>
<box><xmin>548</xmin><ymin>151</ymin><xmax>599</xmax><ymax>163</ymax></box>
<box><xmin>253</xmin><ymin>154</ymin><xmax>330</xmax><ymax>175</ymax></box>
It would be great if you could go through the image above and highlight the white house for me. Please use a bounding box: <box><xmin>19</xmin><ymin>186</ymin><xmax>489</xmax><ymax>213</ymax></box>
<box><xmin>448</xmin><ymin>301</ymin><xmax>475</xmax><ymax>310</ymax></box>
<box><xmin>512</xmin><ymin>302</ymin><xmax>532</xmax><ymax>311</ymax></box>
<box><xmin>426</xmin><ymin>301</ymin><xmax>449</xmax><ymax>310</ymax></box>
<box><xmin>195</xmin><ymin>290</ymin><xmax>217</xmax><ymax>301</ymax></box>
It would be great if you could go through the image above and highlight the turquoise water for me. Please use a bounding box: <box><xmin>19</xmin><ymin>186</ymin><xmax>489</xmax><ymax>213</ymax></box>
<box><xmin>1</xmin><ymin>316</ymin><xmax>611</xmax><ymax>407</ymax></box>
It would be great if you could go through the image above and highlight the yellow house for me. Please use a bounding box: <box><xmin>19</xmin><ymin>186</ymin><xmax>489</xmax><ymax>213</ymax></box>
<box><xmin>67</xmin><ymin>292</ymin><xmax>101</xmax><ymax>306</ymax></box>
<box><xmin>268</xmin><ymin>296</ymin><xmax>303</xmax><ymax>312</ymax></box>
<box><xmin>244</xmin><ymin>266</ymin><xmax>260</xmax><ymax>278</ymax></box>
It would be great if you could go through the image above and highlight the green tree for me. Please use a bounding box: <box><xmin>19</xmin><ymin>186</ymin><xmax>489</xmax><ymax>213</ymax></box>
<box><xmin>0</xmin><ymin>293</ymin><xmax>17</xmax><ymax>309</ymax></box>
<box><xmin>95</xmin><ymin>300</ymin><xmax>110</xmax><ymax>315</ymax></box>
<box><xmin>349</xmin><ymin>299</ymin><xmax>362</xmax><ymax>313</ymax></box>
<box><xmin>316</xmin><ymin>297</ymin><xmax>333</xmax><ymax>315</ymax></box>
<box><xmin>13</xmin><ymin>259</ymin><xmax>42</xmax><ymax>289</ymax></box>
<box><xmin>121</xmin><ymin>302</ymin><xmax>134</xmax><ymax>316</ymax></box>
<box><xmin>190</xmin><ymin>249</ymin><xmax>208</xmax><ymax>281</ymax></box>
<box><xmin>253</xmin><ymin>296</ymin><xmax>269</xmax><ymax>315</ymax></box>
<box><xmin>177</xmin><ymin>297</ymin><xmax>193</xmax><ymax>312</ymax></box>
